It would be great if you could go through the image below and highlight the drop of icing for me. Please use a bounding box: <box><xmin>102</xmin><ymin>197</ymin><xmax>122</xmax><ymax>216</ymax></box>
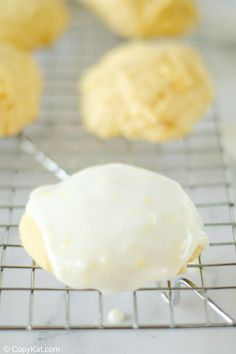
<box><xmin>108</xmin><ymin>308</ymin><xmax>125</xmax><ymax>324</ymax></box>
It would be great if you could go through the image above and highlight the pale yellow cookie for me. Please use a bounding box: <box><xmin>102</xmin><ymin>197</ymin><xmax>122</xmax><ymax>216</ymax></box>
<box><xmin>80</xmin><ymin>42</ymin><xmax>214</xmax><ymax>143</ymax></box>
<box><xmin>0</xmin><ymin>43</ymin><xmax>42</xmax><ymax>137</ymax></box>
<box><xmin>19</xmin><ymin>163</ymin><xmax>208</xmax><ymax>293</ymax></box>
<box><xmin>0</xmin><ymin>0</ymin><xmax>69</xmax><ymax>50</ymax></box>
<box><xmin>80</xmin><ymin>0</ymin><xmax>197</xmax><ymax>38</ymax></box>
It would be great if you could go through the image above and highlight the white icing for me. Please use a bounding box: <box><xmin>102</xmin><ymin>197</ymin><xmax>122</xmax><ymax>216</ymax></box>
<box><xmin>26</xmin><ymin>163</ymin><xmax>208</xmax><ymax>294</ymax></box>
<box><xmin>108</xmin><ymin>308</ymin><xmax>125</xmax><ymax>324</ymax></box>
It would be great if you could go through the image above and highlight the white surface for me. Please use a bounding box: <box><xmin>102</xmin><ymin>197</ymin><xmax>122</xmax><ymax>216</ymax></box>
<box><xmin>1</xmin><ymin>329</ymin><xmax>236</xmax><ymax>354</ymax></box>
<box><xmin>222</xmin><ymin>121</ymin><xmax>236</xmax><ymax>163</ymax></box>
<box><xmin>199</xmin><ymin>0</ymin><xmax>236</xmax><ymax>44</ymax></box>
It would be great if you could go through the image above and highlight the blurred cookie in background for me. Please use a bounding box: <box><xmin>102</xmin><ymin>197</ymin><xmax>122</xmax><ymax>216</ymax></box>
<box><xmin>79</xmin><ymin>42</ymin><xmax>213</xmax><ymax>143</ymax></box>
<box><xmin>0</xmin><ymin>43</ymin><xmax>42</xmax><ymax>137</ymax></box>
<box><xmin>0</xmin><ymin>0</ymin><xmax>70</xmax><ymax>50</ymax></box>
<box><xmin>80</xmin><ymin>0</ymin><xmax>197</xmax><ymax>38</ymax></box>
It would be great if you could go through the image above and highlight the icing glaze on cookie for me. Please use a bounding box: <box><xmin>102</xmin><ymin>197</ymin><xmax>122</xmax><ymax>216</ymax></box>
<box><xmin>26</xmin><ymin>163</ymin><xmax>208</xmax><ymax>293</ymax></box>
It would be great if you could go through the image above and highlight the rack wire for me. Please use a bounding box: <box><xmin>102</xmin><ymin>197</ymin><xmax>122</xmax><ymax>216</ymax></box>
<box><xmin>0</xmin><ymin>1</ymin><xmax>236</xmax><ymax>330</ymax></box>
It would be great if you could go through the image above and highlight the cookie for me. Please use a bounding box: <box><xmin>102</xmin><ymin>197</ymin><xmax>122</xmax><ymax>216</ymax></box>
<box><xmin>0</xmin><ymin>0</ymin><xmax>69</xmax><ymax>50</ymax></box>
<box><xmin>0</xmin><ymin>43</ymin><xmax>42</xmax><ymax>136</ymax></box>
<box><xmin>20</xmin><ymin>163</ymin><xmax>208</xmax><ymax>293</ymax></box>
<box><xmin>80</xmin><ymin>42</ymin><xmax>213</xmax><ymax>142</ymax></box>
<box><xmin>81</xmin><ymin>0</ymin><xmax>197</xmax><ymax>38</ymax></box>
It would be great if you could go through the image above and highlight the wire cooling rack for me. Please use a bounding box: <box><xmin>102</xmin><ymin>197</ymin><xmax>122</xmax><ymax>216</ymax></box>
<box><xmin>0</xmin><ymin>1</ymin><xmax>236</xmax><ymax>330</ymax></box>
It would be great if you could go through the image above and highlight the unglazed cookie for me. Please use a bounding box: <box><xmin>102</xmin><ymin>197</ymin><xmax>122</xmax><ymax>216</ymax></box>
<box><xmin>0</xmin><ymin>43</ymin><xmax>42</xmax><ymax>137</ymax></box>
<box><xmin>20</xmin><ymin>163</ymin><xmax>208</xmax><ymax>294</ymax></box>
<box><xmin>0</xmin><ymin>0</ymin><xmax>69</xmax><ymax>50</ymax></box>
<box><xmin>80</xmin><ymin>0</ymin><xmax>197</xmax><ymax>38</ymax></box>
<box><xmin>80</xmin><ymin>42</ymin><xmax>213</xmax><ymax>143</ymax></box>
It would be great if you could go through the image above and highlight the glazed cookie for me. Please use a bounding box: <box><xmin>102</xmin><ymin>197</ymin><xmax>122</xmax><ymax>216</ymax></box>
<box><xmin>0</xmin><ymin>43</ymin><xmax>42</xmax><ymax>137</ymax></box>
<box><xmin>80</xmin><ymin>0</ymin><xmax>197</xmax><ymax>38</ymax></box>
<box><xmin>80</xmin><ymin>42</ymin><xmax>213</xmax><ymax>143</ymax></box>
<box><xmin>0</xmin><ymin>0</ymin><xmax>69</xmax><ymax>50</ymax></box>
<box><xmin>20</xmin><ymin>163</ymin><xmax>208</xmax><ymax>294</ymax></box>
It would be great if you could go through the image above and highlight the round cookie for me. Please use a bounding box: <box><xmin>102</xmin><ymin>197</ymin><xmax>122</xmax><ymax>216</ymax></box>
<box><xmin>20</xmin><ymin>163</ymin><xmax>208</xmax><ymax>293</ymax></box>
<box><xmin>0</xmin><ymin>0</ymin><xmax>69</xmax><ymax>50</ymax></box>
<box><xmin>80</xmin><ymin>0</ymin><xmax>197</xmax><ymax>38</ymax></box>
<box><xmin>80</xmin><ymin>42</ymin><xmax>214</xmax><ymax>143</ymax></box>
<box><xmin>0</xmin><ymin>43</ymin><xmax>42</xmax><ymax>137</ymax></box>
